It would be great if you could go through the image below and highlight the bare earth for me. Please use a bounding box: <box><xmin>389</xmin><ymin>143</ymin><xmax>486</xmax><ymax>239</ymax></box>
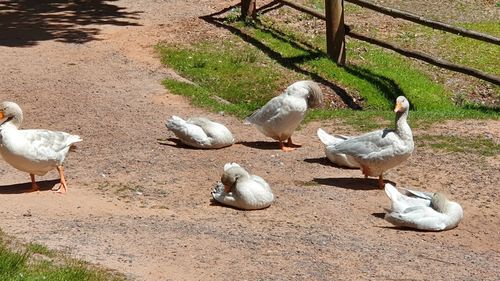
<box><xmin>0</xmin><ymin>1</ymin><xmax>499</xmax><ymax>280</ymax></box>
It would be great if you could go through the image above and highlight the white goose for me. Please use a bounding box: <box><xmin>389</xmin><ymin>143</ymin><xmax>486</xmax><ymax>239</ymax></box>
<box><xmin>211</xmin><ymin>163</ymin><xmax>274</xmax><ymax>210</ymax></box>
<box><xmin>384</xmin><ymin>184</ymin><xmax>463</xmax><ymax>231</ymax></box>
<box><xmin>319</xmin><ymin>96</ymin><xmax>414</xmax><ymax>188</ymax></box>
<box><xmin>245</xmin><ymin>80</ymin><xmax>323</xmax><ymax>152</ymax></box>
<box><xmin>0</xmin><ymin>101</ymin><xmax>82</xmax><ymax>193</ymax></box>
<box><xmin>317</xmin><ymin>128</ymin><xmax>360</xmax><ymax>168</ymax></box>
<box><xmin>166</xmin><ymin>116</ymin><xmax>234</xmax><ymax>149</ymax></box>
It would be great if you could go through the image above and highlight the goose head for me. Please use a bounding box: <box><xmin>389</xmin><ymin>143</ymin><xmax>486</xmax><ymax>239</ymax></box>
<box><xmin>0</xmin><ymin>101</ymin><xmax>23</xmax><ymax>129</ymax></box>
<box><xmin>305</xmin><ymin>81</ymin><xmax>323</xmax><ymax>108</ymax></box>
<box><xmin>430</xmin><ymin>192</ymin><xmax>450</xmax><ymax>213</ymax></box>
<box><xmin>221</xmin><ymin>165</ymin><xmax>250</xmax><ymax>193</ymax></box>
<box><xmin>393</xmin><ymin>96</ymin><xmax>410</xmax><ymax>114</ymax></box>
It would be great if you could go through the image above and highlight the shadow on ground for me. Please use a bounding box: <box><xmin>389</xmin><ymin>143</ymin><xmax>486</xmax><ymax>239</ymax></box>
<box><xmin>313</xmin><ymin>177</ymin><xmax>393</xmax><ymax>190</ymax></box>
<box><xmin>0</xmin><ymin>0</ymin><xmax>141</xmax><ymax>47</ymax></box>
<box><xmin>0</xmin><ymin>179</ymin><xmax>60</xmax><ymax>194</ymax></box>
<box><xmin>236</xmin><ymin>141</ymin><xmax>279</xmax><ymax>150</ymax></box>
<box><xmin>304</xmin><ymin>157</ymin><xmax>359</xmax><ymax>169</ymax></box>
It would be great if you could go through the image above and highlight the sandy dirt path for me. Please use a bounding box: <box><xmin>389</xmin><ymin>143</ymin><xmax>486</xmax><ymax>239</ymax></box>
<box><xmin>0</xmin><ymin>1</ymin><xmax>499</xmax><ymax>280</ymax></box>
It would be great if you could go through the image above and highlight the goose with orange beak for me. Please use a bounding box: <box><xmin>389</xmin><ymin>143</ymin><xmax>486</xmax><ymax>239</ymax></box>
<box><xmin>211</xmin><ymin>163</ymin><xmax>274</xmax><ymax>210</ymax></box>
<box><xmin>0</xmin><ymin>101</ymin><xmax>81</xmax><ymax>193</ymax></box>
<box><xmin>318</xmin><ymin>96</ymin><xmax>414</xmax><ymax>188</ymax></box>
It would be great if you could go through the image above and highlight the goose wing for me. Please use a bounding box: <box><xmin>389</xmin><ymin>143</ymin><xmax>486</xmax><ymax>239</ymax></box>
<box><xmin>18</xmin><ymin>129</ymin><xmax>81</xmax><ymax>161</ymax></box>
<box><xmin>332</xmin><ymin>129</ymin><xmax>400</xmax><ymax>160</ymax></box>
<box><xmin>244</xmin><ymin>95</ymin><xmax>286</xmax><ymax>125</ymax></box>
<box><xmin>385</xmin><ymin>206</ymin><xmax>449</xmax><ymax>231</ymax></box>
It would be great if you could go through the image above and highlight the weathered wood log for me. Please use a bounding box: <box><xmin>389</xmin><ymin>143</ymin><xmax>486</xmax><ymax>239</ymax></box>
<box><xmin>326</xmin><ymin>0</ymin><xmax>346</xmax><ymax>65</ymax></box>
<box><xmin>346</xmin><ymin>0</ymin><xmax>500</xmax><ymax>45</ymax></box>
<box><xmin>241</xmin><ymin>0</ymin><xmax>257</xmax><ymax>19</ymax></box>
<box><xmin>347</xmin><ymin>29</ymin><xmax>500</xmax><ymax>85</ymax></box>
<box><xmin>278</xmin><ymin>0</ymin><xmax>325</xmax><ymax>20</ymax></box>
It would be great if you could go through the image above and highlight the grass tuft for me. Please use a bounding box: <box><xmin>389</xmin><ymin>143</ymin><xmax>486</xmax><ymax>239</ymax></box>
<box><xmin>417</xmin><ymin>135</ymin><xmax>500</xmax><ymax>156</ymax></box>
<box><xmin>0</xmin><ymin>232</ymin><xmax>125</xmax><ymax>281</ymax></box>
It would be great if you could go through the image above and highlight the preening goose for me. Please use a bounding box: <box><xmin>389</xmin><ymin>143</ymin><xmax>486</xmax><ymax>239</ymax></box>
<box><xmin>211</xmin><ymin>163</ymin><xmax>274</xmax><ymax>210</ymax></box>
<box><xmin>245</xmin><ymin>80</ymin><xmax>323</xmax><ymax>152</ymax></box>
<box><xmin>318</xmin><ymin>96</ymin><xmax>414</xmax><ymax>188</ymax></box>
<box><xmin>384</xmin><ymin>184</ymin><xmax>463</xmax><ymax>231</ymax></box>
<box><xmin>0</xmin><ymin>101</ymin><xmax>81</xmax><ymax>193</ymax></box>
<box><xmin>166</xmin><ymin>115</ymin><xmax>234</xmax><ymax>149</ymax></box>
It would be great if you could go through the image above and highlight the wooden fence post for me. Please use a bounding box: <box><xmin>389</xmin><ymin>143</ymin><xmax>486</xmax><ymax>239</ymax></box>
<box><xmin>325</xmin><ymin>0</ymin><xmax>346</xmax><ymax>65</ymax></box>
<box><xmin>241</xmin><ymin>0</ymin><xmax>256</xmax><ymax>19</ymax></box>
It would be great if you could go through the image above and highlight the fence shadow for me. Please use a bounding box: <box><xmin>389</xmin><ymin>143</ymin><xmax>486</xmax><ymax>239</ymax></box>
<box><xmin>200</xmin><ymin>4</ymin><xmax>406</xmax><ymax>109</ymax></box>
<box><xmin>0</xmin><ymin>0</ymin><xmax>142</xmax><ymax>47</ymax></box>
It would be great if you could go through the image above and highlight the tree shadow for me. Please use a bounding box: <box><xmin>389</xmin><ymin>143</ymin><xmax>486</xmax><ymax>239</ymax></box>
<box><xmin>313</xmin><ymin>177</ymin><xmax>394</xmax><ymax>190</ymax></box>
<box><xmin>0</xmin><ymin>179</ymin><xmax>60</xmax><ymax>194</ymax></box>
<box><xmin>0</xmin><ymin>0</ymin><xmax>142</xmax><ymax>47</ymax></box>
<box><xmin>344</xmin><ymin>65</ymin><xmax>409</xmax><ymax>108</ymax></box>
<box><xmin>236</xmin><ymin>141</ymin><xmax>279</xmax><ymax>150</ymax></box>
<box><xmin>200</xmin><ymin>4</ymin><xmax>406</xmax><ymax>109</ymax></box>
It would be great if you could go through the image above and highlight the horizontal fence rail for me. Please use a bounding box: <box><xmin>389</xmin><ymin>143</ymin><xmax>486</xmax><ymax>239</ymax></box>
<box><xmin>346</xmin><ymin>0</ymin><xmax>500</xmax><ymax>45</ymax></box>
<box><xmin>242</xmin><ymin>0</ymin><xmax>500</xmax><ymax>85</ymax></box>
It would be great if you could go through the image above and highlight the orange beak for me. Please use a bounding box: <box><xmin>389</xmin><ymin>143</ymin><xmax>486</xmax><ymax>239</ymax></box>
<box><xmin>393</xmin><ymin>102</ymin><xmax>402</xmax><ymax>113</ymax></box>
<box><xmin>0</xmin><ymin>111</ymin><xmax>4</xmax><ymax>119</ymax></box>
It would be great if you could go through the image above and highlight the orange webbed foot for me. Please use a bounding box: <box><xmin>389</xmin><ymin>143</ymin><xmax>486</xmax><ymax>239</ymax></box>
<box><xmin>279</xmin><ymin>141</ymin><xmax>296</xmax><ymax>152</ymax></box>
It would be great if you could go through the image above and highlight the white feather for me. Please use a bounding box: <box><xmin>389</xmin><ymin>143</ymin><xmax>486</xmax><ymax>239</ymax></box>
<box><xmin>212</xmin><ymin>163</ymin><xmax>274</xmax><ymax>210</ymax></box>
<box><xmin>166</xmin><ymin>115</ymin><xmax>234</xmax><ymax>149</ymax></box>
<box><xmin>384</xmin><ymin>184</ymin><xmax>464</xmax><ymax>231</ymax></box>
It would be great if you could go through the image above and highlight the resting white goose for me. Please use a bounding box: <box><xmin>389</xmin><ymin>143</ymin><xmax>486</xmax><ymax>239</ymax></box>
<box><xmin>0</xmin><ymin>101</ymin><xmax>82</xmax><ymax>193</ymax></box>
<box><xmin>211</xmin><ymin>163</ymin><xmax>274</xmax><ymax>210</ymax></box>
<box><xmin>317</xmin><ymin>128</ymin><xmax>360</xmax><ymax>168</ymax></box>
<box><xmin>245</xmin><ymin>80</ymin><xmax>323</xmax><ymax>152</ymax></box>
<box><xmin>320</xmin><ymin>96</ymin><xmax>414</xmax><ymax>188</ymax></box>
<box><xmin>384</xmin><ymin>184</ymin><xmax>463</xmax><ymax>231</ymax></box>
<box><xmin>166</xmin><ymin>116</ymin><xmax>234</xmax><ymax>149</ymax></box>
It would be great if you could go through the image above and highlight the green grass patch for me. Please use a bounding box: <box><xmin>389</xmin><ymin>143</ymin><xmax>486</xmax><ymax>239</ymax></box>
<box><xmin>0</xmin><ymin>232</ymin><xmax>124</xmax><ymax>281</ymax></box>
<box><xmin>26</xmin><ymin>242</ymin><xmax>53</xmax><ymax>257</ymax></box>
<box><xmin>398</xmin><ymin>22</ymin><xmax>500</xmax><ymax>76</ymax></box>
<box><xmin>157</xmin><ymin>40</ymin><xmax>297</xmax><ymax>118</ymax></box>
<box><xmin>157</xmin><ymin>16</ymin><xmax>498</xmax><ymax>133</ymax></box>
<box><xmin>417</xmin><ymin>135</ymin><xmax>500</xmax><ymax>156</ymax></box>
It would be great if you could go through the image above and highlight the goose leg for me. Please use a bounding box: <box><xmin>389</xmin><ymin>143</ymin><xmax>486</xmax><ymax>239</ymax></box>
<box><xmin>29</xmin><ymin>174</ymin><xmax>40</xmax><ymax>192</ymax></box>
<box><xmin>361</xmin><ymin>165</ymin><xmax>369</xmax><ymax>178</ymax></box>
<box><xmin>286</xmin><ymin>137</ymin><xmax>302</xmax><ymax>148</ymax></box>
<box><xmin>378</xmin><ymin>175</ymin><xmax>384</xmax><ymax>189</ymax></box>
<box><xmin>279</xmin><ymin>140</ymin><xmax>295</xmax><ymax>152</ymax></box>
<box><xmin>55</xmin><ymin>166</ymin><xmax>68</xmax><ymax>194</ymax></box>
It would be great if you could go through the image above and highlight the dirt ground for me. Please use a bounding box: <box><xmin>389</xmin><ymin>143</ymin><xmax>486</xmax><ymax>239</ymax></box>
<box><xmin>0</xmin><ymin>1</ymin><xmax>499</xmax><ymax>280</ymax></box>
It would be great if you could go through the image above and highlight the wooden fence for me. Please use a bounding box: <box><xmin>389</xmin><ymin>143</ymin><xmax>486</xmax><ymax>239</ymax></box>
<box><xmin>240</xmin><ymin>0</ymin><xmax>500</xmax><ymax>85</ymax></box>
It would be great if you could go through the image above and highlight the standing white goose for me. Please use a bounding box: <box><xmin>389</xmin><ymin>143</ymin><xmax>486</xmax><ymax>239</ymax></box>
<box><xmin>319</xmin><ymin>96</ymin><xmax>414</xmax><ymax>188</ymax></box>
<box><xmin>211</xmin><ymin>163</ymin><xmax>274</xmax><ymax>210</ymax></box>
<box><xmin>0</xmin><ymin>101</ymin><xmax>81</xmax><ymax>193</ymax></box>
<box><xmin>384</xmin><ymin>184</ymin><xmax>463</xmax><ymax>231</ymax></box>
<box><xmin>166</xmin><ymin>116</ymin><xmax>234</xmax><ymax>149</ymax></box>
<box><xmin>245</xmin><ymin>80</ymin><xmax>323</xmax><ymax>152</ymax></box>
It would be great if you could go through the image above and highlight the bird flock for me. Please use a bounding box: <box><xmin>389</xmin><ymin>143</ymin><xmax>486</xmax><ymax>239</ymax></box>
<box><xmin>0</xmin><ymin>80</ymin><xmax>463</xmax><ymax>231</ymax></box>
